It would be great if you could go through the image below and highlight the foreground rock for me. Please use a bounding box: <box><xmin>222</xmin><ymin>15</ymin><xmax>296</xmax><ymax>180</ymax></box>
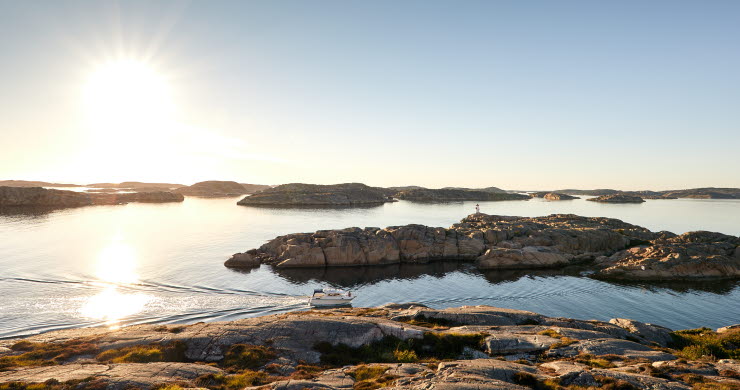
<box><xmin>0</xmin><ymin>186</ymin><xmax>183</xmax><ymax>209</ymax></box>
<box><xmin>595</xmin><ymin>231</ymin><xmax>740</xmax><ymax>280</ymax></box>
<box><xmin>175</xmin><ymin>180</ymin><xmax>251</xmax><ymax>197</ymax></box>
<box><xmin>1</xmin><ymin>305</ymin><xmax>738</xmax><ymax>390</ymax></box>
<box><xmin>238</xmin><ymin>183</ymin><xmax>393</xmax><ymax>206</ymax></box>
<box><xmin>395</xmin><ymin>188</ymin><xmax>529</xmax><ymax>202</ymax></box>
<box><xmin>588</xmin><ymin>194</ymin><xmax>646</xmax><ymax>203</ymax></box>
<box><xmin>232</xmin><ymin>213</ymin><xmax>666</xmax><ymax>269</ymax></box>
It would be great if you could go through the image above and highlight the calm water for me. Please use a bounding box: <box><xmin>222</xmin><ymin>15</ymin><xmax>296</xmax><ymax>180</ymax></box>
<box><xmin>1</xmin><ymin>196</ymin><xmax>739</xmax><ymax>339</ymax></box>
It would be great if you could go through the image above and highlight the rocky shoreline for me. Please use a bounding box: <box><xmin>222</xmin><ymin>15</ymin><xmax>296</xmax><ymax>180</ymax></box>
<box><xmin>227</xmin><ymin>213</ymin><xmax>740</xmax><ymax>280</ymax></box>
<box><xmin>0</xmin><ymin>304</ymin><xmax>737</xmax><ymax>390</ymax></box>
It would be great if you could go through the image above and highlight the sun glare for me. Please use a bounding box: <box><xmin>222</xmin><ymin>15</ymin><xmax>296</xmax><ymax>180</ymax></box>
<box><xmin>95</xmin><ymin>239</ymin><xmax>139</xmax><ymax>285</ymax></box>
<box><xmin>84</xmin><ymin>59</ymin><xmax>174</xmax><ymax>135</ymax></box>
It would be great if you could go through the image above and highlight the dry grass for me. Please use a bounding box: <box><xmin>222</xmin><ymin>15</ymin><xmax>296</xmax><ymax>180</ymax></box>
<box><xmin>348</xmin><ymin>365</ymin><xmax>398</xmax><ymax>390</ymax></box>
<box><xmin>0</xmin><ymin>340</ymin><xmax>98</xmax><ymax>371</ymax></box>
<box><xmin>95</xmin><ymin>341</ymin><xmax>187</xmax><ymax>364</ymax></box>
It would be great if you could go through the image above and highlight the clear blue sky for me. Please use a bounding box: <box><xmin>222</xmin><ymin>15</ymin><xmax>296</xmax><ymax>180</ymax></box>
<box><xmin>1</xmin><ymin>0</ymin><xmax>739</xmax><ymax>190</ymax></box>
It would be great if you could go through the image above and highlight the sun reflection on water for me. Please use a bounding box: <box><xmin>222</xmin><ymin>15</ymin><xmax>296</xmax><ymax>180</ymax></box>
<box><xmin>80</xmin><ymin>238</ymin><xmax>152</xmax><ymax>328</ymax></box>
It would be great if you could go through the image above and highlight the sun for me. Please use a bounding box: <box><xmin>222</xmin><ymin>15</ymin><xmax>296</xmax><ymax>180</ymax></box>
<box><xmin>84</xmin><ymin>59</ymin><xmax>175</xmax><ymax>137</ymax></box>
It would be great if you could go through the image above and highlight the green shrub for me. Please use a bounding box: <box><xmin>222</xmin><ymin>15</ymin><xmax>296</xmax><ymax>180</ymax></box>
<box><xmin>393</xmin><ymin>349</ymin><xmax>418</xmax><ymax>363</ymax></box>
<box><xmin>670</xmin><ymin>328</ymin><xmax>739</xmax><ymax>360</ymax></box>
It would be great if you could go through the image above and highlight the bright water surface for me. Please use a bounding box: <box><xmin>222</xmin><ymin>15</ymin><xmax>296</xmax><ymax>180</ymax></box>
<box><xmin>1</xmin><ymin>196</ymin><xmax>739</xmax><ymax>339</ymax></box>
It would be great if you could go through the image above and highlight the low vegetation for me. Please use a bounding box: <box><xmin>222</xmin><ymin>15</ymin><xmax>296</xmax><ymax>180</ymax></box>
<box><xmin>396</xmin><ymin>315</ymin><xmax>461</xmax><ymax>329</ymax></box>
<box><xmin>0</xmin><ymin>378</ymin><xmax>107</xmax><ymax>390</ymax></box>
<box><xmin>194</xmin><ymin>371</ymin><xmax>268</xmax><ymax>390</ymax></box>
<box><xmin>95</xmin><ymin>341</ymin><xmax>187</xmax><ymax>364</ymax></box>
<box><xmin>573</xmin><ymin>353</ymin><xmax>617</xmax><ymax>369</ymax></box>
<box><xmin>538</xmin><ymin>329</ymin><xmax>579</xmax><ymax>349</ymax></box>
<box><xmin>348</xmin><ymin>365</ymin><xmax>399</xmax><ymax>390</ymax></box>
<box><xmin>0</xmin><ymin>340</ymin><xmax>98</xmax><ymax>371</ymax></box>
<box><xmin>669</xmin><ymin>328</ymin><xmax>740</xmax><ymax>360</ymax></box>
<box><xmin>314</xmin><ymin>332</ymin><xmax>487</xmax><ymax>366</ymax></box>
<box><xmin>221</xmin><ymin>344</ymin><xmax>276</xmax><ymax>371</ymax></box>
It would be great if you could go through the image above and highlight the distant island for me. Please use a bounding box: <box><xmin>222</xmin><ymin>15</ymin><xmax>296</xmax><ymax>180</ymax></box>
<box><xmin>2</xmin><ymin>180</ymin><xmax>740</xmax><ymax>209</ymax></box>
<box><xmin>557</xmin><ymin>187</ymin><xmax>740</xmax><ymax>199</ymax></box>
<box><xmin>587</xmin><ymin>194</ymin><xmax>646</xmax><ymax>204</ymax></box>
<box><xmin>0</xmin><ymin>186</ymin><xmax>183</xmax><ymax>208</ymax></box>
<box><xmin>176</xmin><ymin>180</ymin><xmax>269</xmax><ymax>197</ymax></box>
<box><xmin>394</xmin><ymin>188</ymin><xmax>529</xmax><ymax>202</ymax></box>
<box><xmin>238</xmin><ymin>183</ymin><xmax>394</xmax><ymax>206</ymax></box>
<box><xmin>529</xmin><ymin>192</ymin><xmax>580</xmax><ymax>200</ymax></box>
<box><xmin>0</xmin><ymin>180</ymin><xmax>81</xmax><ymax>188</ymax></box>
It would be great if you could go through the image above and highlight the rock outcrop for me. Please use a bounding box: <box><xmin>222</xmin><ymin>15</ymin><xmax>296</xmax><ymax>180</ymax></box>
<box><xmin>594</xmin><ymin>231</ymin><xmax>740</xmax><ymax>280</ymax></box>
<box><xmin>229</xmin><ymin>213</ymin><xmax>739</xmax><ymax>279</ymax></box>
<box><xmin>0</xmin><ymin>186</ymin><xmax>183</xmax><ymax>209</ymax></box>
<box><xmin>225</xmin><ymin>252</ymin><xmax>261</xmax><ymax>268</ymax></box>
<box><xmin>231</xmin><ymin>213</ymin><xmax>666</xmax><ymax>269</ymax></box>
<box><xmin>395</xmin><ymin>188</ymin><xmax>530</xmax><ymax>202</ymax></box>
<box><xmin>175</xmin><ymin>180</ymin><xmax>249</xmax><ymax>197</ymax></box>
<box><xmin>588</xmin><ymin>194</ymin><xmax>646</xmax><ymax>203</ymax></box>
<box><xmin>2</xmin><ymin>305</ymin><xmax>737</xmax><ymax>390</ymax></box>
<box><xmin>237</xmin><ymin>183</ymin><xmax>393</xmax><ymax>206</ymax></box>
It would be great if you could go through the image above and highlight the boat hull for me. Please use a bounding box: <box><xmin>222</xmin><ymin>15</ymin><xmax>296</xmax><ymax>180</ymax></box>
<box><xmin>309</xmin><ymin>297</ymin><xmax>355</xmax><ymax>306</ymax></box>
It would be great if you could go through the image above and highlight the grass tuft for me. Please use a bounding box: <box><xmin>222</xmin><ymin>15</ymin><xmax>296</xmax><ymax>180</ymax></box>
<box><xmin>221</xmin><ymin>344</ymin><xmax>276</xmax><ymax>371</ymax></box>
<box><xmin>95</xmin><ymin>341</ymin><xmax>187</xmax><ymax>364</ymax></box>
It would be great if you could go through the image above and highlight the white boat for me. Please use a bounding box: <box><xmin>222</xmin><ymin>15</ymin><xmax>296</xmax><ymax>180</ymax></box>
<box><xmin>309</xmin><ymin>288</ymin><xmax>355</xmax><ymax>306</ymax></box>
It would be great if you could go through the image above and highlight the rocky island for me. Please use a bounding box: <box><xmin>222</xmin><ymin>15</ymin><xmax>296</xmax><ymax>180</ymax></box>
<box><xmin>176</xmin><ymin>181</ymin><xmax>257</xmax><ymax>197</ymax></box>
<box><xmin>558</xmin><ymin>188</ymin><xmax>740</xmax><ymax>200</ymax></box>
<box><xmin>237</xmin><ymin>183</ymin><xmax>394</xmax><ymax>207</ymax></box>
<box><xmin>0</xmin><ymin>186</ymin><xmax>184</xmax><ymax>209</ymax></box>
<box><xmin>395</xmin><ymin>188</ymin><xmax>530</xmax><ymax>202</ymax></box>
<box><xmin>227</xmin><ymin>213</ymin><xmax>740</xmax><ymax>280</ymax></box>
<box><xmin>530</xmin><ymin>192</ymin><xmax>580</xmax><ymax>200</ymax></box>
<box><xmin>587</xmin><ymin>194</ymin><xmax>646</xmax><ymax>204</ymax></box>
<box><xmin>0</xmin><ymin>304</ymin><xmax>738</xmax><ymax>390</ymax></box>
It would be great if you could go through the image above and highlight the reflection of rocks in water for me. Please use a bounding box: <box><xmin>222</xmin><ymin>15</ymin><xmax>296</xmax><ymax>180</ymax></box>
<box><xmin>272</xmin><ymin>261</ymin><xmax>476</xmax><ymax>288</ymax></box>
<box><xmin>478</xmin><ymin>266</ymin><xmax>586</xmax><ymax>284</ymax></box>
<box><xmin>226</xmin><ymin>264</ymin><xmax>261</xmax><ymax>276</ymax></box>
<box><xmin>601</xmin><ymin>278</ymin><xmax>739</xmax><ymax>295</ymax></box>
<box><xmin>236</xmin><ymin>203</ymin><xmax>385</xmax><ymax>211</ymax></box>
<box><xmin>0</xmin><ymin>206</ymin><xmax>65</xmax><ymax>220</ymax></box>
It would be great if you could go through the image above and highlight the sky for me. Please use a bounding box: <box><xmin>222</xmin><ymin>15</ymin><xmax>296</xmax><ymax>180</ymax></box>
<box><xmin>1</xmin><ymin>1</ymin><xmax>739</xmax><ymax>191</ymax></box>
